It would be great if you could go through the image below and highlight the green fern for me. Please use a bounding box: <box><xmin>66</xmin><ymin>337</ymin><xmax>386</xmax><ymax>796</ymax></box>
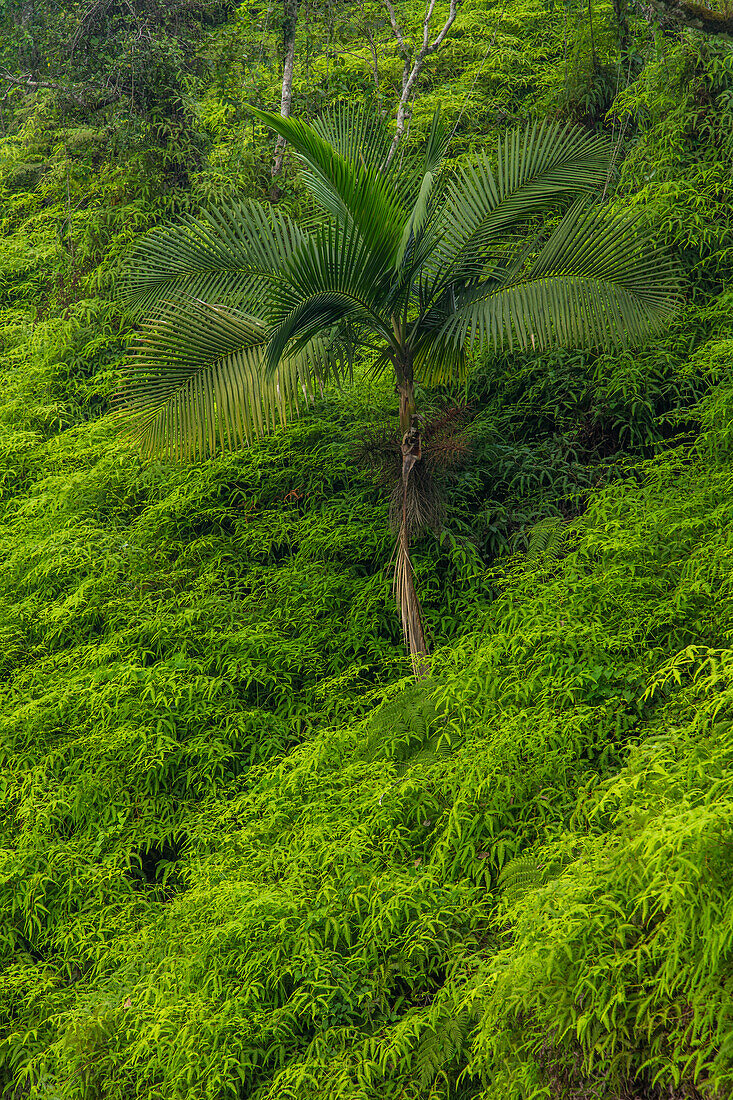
<box><xmin>415</xmin><ymin>1011</ymin><xmax>474</xmax><ymax>1090</ymax></box>
<box><xmin>526</xmin><ymin>515</ymin><xmax>567</xmax><ymax>564</ymax></box>
<box><xmin>359</xmin><ymin>681</ymin><xmax>439</xmax><ymax>763</ymax></box>
<box><xmin>498</xmin><ymin>854</ymin><xmax>551</xmax><ymax>905</ymax></box>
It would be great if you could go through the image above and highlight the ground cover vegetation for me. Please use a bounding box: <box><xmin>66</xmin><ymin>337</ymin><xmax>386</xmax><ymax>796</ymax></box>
<box><xmin>0</xmin><ymin>0</ymin><xmax>732</xmax><ymax>1097</ymax></box>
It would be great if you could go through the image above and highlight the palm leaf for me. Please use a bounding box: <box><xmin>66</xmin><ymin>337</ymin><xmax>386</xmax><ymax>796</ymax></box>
<box><xmin>121</xmin><ymin>201</ymin><xmax>306</xmax><ymax>316</ymax></box>
<box><xmin>252</xmin><ymin>108</ymin><xmax>407</xmax><ymax>269</ymax></box>
<box><xmin>395</xmin><ymin>110</ymin><xmax>451</xmax><ymax>268</ymax></box>
<box><xmin>445</xmin><ymin>120</ymin><xmax>610</xmax><ymax>247</ymax></box>
<box><xmin>439</xmin><ymin>205</ymin><xmax>680</xmax><ymax>353</ymax></box>
<box><xmin>310</xmin><ymin>100</ymin><xmax>393</xmax><ymax>172</ymax></box>
<box><xmin>264</xmin><ymin>222</ymin><xmax>397</xmax><ymax>372</ymax></box>
<box><xmin>116</xmin><ymin>299</ymin><xmax>332</xmax><ymax>458</ymax></box>
<box><xmin>425</xmin><ymin>122</ymin><xmax>612</xmax><ymax>300</ymax></box>
<box><xmin>411</xmin><ymin>336</ymin><xmax>468</xmax><ymax>387</ymax></box>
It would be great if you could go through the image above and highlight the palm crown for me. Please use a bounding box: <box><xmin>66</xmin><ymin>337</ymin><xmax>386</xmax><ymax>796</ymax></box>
<box><xmin>121</xmin><ymin>107</ymin><xmax>679</xmax><ymax>672</ymax></box>
<box><xmin>121</xmin><ymin>106</ymin><xmax>679</xmax><ymax>457</ymax></box>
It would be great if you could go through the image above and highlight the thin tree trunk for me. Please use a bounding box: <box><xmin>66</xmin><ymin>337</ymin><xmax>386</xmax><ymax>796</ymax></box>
<box><xmin>398</xmin><ymin>379</ymin><xmax>416</xmax><ymax>434</ymax></box>
<box><xmin>394</xmin><ymin>416</ymin><xmax>429</xmax><ymax>678</ymax></box>
<box><xmin>270</xmin><ymin>0</ymin><xmax>298</xmax><ymax>198</ymax></box>
<box><xmin>383</xmin><ymin>0</ymin><xmax>460</xmax><ymax>167</ymax></box>
<box><xmin>588</xmin><ymin>0</ymin><xmax>597</xmax><ymax>68</ymax></box>
<box><xmin>393</xmin><ymin>346</ymin><xmax>428</xmax><ymax>675</ymax></box>
<box><xmin>394</xmin><ymin>525</ymin><xmax>429</xmax><ymax>678</ymax></box>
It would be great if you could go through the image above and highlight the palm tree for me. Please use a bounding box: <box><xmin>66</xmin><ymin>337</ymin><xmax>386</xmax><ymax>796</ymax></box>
<box><xmin>120</xmin><ymin>106</ymin><xmax>679</xmax><ymax>671</ymax></box>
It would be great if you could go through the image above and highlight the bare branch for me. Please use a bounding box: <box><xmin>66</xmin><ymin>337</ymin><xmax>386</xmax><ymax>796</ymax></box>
<box><xmin>383</xmin><ymin>0</ymin><xmax>461</xmax><ymax>166</ymax></box>
<box><xmin>383</xmin><ymin>0</ymin><xmax>411</xmax><ymax>58</ymax></box>
<box><xmin>430</xmin><ymin>0</ymin><xmax>459</xmax><ymax>49</ymax></box>
<box><xmin>0</xmin><ymin>70</ymin><xmax>121</xmax><ymax>109</ymax></box>
<box><xmin>422</xmin><ymin>0</ymin><xmax>439</xmax><ymax>52</ymax></box>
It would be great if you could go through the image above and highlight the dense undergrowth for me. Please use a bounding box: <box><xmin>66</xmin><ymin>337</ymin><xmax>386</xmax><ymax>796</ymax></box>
<box><xmin>1</xmin><ymin>1</ymin><xmax>733</xmax><ymax>1097</ymax></box>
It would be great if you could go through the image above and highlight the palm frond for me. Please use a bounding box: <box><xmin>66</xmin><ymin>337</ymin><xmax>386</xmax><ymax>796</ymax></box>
<box><xmin>444</xmin><ymin>121</ymin><xmax>610</xmax><ymax>248</ymax></box>
<box><xmin>422</xmin><ymin>108</ymin><xmax>452</xmax><ymax>177</ymax></box>
<box><xmin>264</xmin><ymin>222</ymin><xmax>396</xmax><ymax>372</ymax></box>
<box><xmin>310</xmin><ymin>101</ymin><xmax>392</xmax><ymax>172</ymax></box>
<box><xmin>116</xmin><ymin>298</ymin><xmax>333</xmax><ymax>458</ymax></box>
<box><xmin>412</xmin><ymin>336</ymin><xmax>468</xmax><ymax>387</ymax></box>
<box><xmin>120</xmin><ymin>201</ymin><xmax>305</xmax><ymax>316</ymax></box>
<box><xmin>252</xmin><ymin>108</ymin><xmax>407</xmax><ymax>269</ymax></box>
<box><xmin>395</xmin><ymin>110</ymin><xmax>451</xmax><ymax>268</ymax></box>
<box><xmin>439</xmin><ymin>206</ymin><xmax>680</xmax><ymax>353</ymax></box>
<box><xmin>425</xmin><ymin>122</ymin><xmax>611</xmax><ymax>300</ymax></box>
<box><xmin>278</xmin><ymin>221</ymin><xmax>393</xmax><ymax>314</ymax></box>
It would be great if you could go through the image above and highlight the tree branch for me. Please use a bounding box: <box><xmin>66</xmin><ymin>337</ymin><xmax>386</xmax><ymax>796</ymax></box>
<box><xmin>383</xmin><ymin>0</ymin><xmax>411</xmax><ymax>58</ymax></box>
<box><xmin>422</xmin><ymin>0</ymin><xmax>439</xmax><ymax>52</ymax></box>
<box><xmin>383</xmin><ymin>0</ymin><xmax>460</xmax><ymax>166</ymax></box>
<box><xmin>431</xmin><ymin>0</ymin><xmax>459</xmax><ymax>49</ymax></box>
<box><xmin>0</xmin><ymin>70</ymin><xmax>121</xmax><ymax>109</ymax></box>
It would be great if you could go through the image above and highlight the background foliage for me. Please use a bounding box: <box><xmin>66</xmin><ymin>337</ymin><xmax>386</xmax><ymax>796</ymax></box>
<box><xmin>1</xmin><ymin>0</ymin><xmax>733</xmax><ymax>1097</ymax></box>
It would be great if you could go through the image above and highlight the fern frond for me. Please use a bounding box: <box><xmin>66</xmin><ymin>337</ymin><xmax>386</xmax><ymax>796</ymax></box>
<box><xmin>526</xmin><ymin>515</ymin><xmax>567</xmax><ymax>564</ymax></box>
<box><xmin>359</xmin><ymin>682</ymin><xmax>438</xmax><ymax>762</ymax></box>
<box><xmin>415</xmin><ymin>1011</ymin><xmax>474</xmax><ymax>1089</ymax></box>
<box><xmin>498</xmin><ymin>855</ymin><xmax>550</xmax><ymax>905</ymax></box>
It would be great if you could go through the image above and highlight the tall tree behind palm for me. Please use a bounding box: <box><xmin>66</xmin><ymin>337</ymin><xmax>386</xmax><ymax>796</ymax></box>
<box><xmin>120</xmin><ymin>107</ymin><xmax>679</xmax><ymax>671</ymax></box>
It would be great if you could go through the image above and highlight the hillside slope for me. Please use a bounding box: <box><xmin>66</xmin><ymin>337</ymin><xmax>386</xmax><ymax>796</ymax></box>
<box><xmin>1</xmin><ymin>3</ymin><xmax>733</xmax><ymax>1098</ymax></box>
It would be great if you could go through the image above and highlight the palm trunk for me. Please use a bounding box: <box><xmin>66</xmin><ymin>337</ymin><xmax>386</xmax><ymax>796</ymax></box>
<box><xmin>398</xmin><ymin>380</ymin><xmax>416</xmax><ymax>434</ymax></box>
<box><xmin>395</xmin><ymin>349</ymin><xmax>416</xmax><ymax>434</ymax></box>
<box><xmin>393</xmin><ymin>412</ymin><xmax>429</xmax><ymax>678</ymax></box>
<box><xmin>394</xmin><ymin>523</ymin><xmax>429</xmax><ymax>678</ymax></box>
<box><xmin>392</xmin><ymin>350</ymin><xmax>429</xmax><ymax>675</ymax></box>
